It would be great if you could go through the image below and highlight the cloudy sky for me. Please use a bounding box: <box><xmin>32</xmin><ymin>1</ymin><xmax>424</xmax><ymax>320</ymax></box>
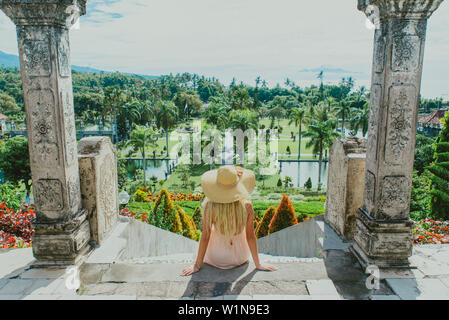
<box><xmin>0</xmin><ymin>0</ymin><xmax>448</xmax><ymax>98</ymax></box>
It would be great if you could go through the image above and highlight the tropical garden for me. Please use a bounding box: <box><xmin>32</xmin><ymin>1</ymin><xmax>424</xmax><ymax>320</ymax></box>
<box><xmin>0</xmin><ymin>66</ymin><xmax>448</xmax><ymax>248</ymax></box>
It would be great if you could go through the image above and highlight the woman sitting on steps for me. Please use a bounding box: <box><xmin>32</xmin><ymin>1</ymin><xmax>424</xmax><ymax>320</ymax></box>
<box><xmin>181</xmin><ymin>165</ymin><xmax>277</xmax><ymax>275</ymax></box>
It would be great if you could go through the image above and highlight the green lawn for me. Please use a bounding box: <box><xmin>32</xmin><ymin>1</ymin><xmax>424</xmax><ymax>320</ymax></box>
<box><xmin>126</xmin><ymin>200</ymin><xmax>324</xmax><ymax>220</ymax></box>
<box><xmin>122</xmin><ymin>118</ymin><xmax>317</xmax><ymax>160</ymax></box>
<box><xmin>126</xmin><ymin>200</ymin><xmax>201</xmax><ymax>217</ymax></box>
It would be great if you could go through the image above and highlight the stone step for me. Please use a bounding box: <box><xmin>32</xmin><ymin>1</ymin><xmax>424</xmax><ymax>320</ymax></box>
<box><xmin>123</xmin><ymin>253</ymin><xmax>324</xmax><ymax>264</ymax></box>
<box><xmin>79</xmin><ymin>257</ymin><xmax>343</xmax><ymax>299</ymax></box>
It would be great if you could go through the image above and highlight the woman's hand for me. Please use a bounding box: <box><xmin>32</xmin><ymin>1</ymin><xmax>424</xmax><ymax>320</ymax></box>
<box><xmin>255</xmin><ymin>264</ymin><xmax>278</xmax><ymax>272</ymax></box>
<box><xmin>181</xmin><ymin>264</ymin><xmax>201</xmax><ymax>276</ymax></box>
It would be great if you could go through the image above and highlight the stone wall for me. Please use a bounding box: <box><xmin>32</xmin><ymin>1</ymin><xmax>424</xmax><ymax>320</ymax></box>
<box><xmin>325</xmin><ymin>137</ymin><xmax>366</xmax><ymax>241</ymax></box>
<box><xmin>78</xmin><ymin>137</ymin><xmax>119</xmax><ymax>245</ymax></box>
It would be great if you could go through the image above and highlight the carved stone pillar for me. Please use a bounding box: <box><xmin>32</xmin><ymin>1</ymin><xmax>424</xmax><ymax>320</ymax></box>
<box><xmin>325</xmin><ymin>137</ymin><xmax>366</xmax><ymax>241</ymax></box>
<box><xmin>0</xmin><ymin>0</ymin><xmax>90</xmax><ymax>265</ymax></box>
<box><xmin>350</xmin><ymin>0</ymin><xmax>443</xmax><ymax>269</ymax></box>
<box><xmin>78</xmin><ymin>137</ymin><xmax>119</xmax><ymax>245</ymax></box>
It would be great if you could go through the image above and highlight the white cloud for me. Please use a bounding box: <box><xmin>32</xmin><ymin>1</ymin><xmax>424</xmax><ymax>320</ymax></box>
<box><xmin>0</xmin><ymin>0</ymin><xmax>448</xmax><ymax>97</ymax></box>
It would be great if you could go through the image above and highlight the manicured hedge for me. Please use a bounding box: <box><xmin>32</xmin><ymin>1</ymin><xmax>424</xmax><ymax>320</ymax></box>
<box><xmin>127</xmin><ymin>200</ymin><xmax>325</xmax><ymax>220</ymax></box>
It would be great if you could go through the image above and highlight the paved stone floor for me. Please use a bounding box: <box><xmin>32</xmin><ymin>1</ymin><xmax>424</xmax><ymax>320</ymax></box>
<box><xmin>1</xmin><ymin>243</ymin><xmax>449</xmax><ymax>300</ymax></box>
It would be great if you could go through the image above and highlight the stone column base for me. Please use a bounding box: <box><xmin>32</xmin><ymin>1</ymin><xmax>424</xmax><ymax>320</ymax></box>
<box><xmin>350</xmin><ymin>208</ymin><xmax>413</xmax><ymax>270</ymax></box>
<box><xmin>31</xmin><ymin>209</ymin><xmax>92</xmax><ymax>267</ymax></box>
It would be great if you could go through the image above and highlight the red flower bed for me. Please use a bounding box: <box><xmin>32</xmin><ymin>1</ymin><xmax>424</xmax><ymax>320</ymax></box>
<box><xmin>137</xmin><ymin>189</ymin><xmax>204</xmax><ymax>203</ymax></box>
<box><xmin>119</xmin><ymin>208</ymin><xmax>150</xmax><ymax>223</ymax></box>
<box><xmin>412</xmin><ymin>218</ymin><xmax>449</xmax><ymax>245</ymax></box>
<box><xmin>0</xmin><ymin>203</ymin><xmax>35</xmax><ymax>249</ymax></box>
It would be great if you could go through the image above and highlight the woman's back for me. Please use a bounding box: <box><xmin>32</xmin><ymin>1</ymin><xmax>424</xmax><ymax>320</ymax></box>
<box><xmin>203</xmin><ymin>200</ymin><xmax>251</xmax><ymax>269</ymax></box>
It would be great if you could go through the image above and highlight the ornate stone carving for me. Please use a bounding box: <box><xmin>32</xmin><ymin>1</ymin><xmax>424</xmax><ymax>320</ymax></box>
<box><xmin>378</xmin><ymin>176</ymin><xmax>410</xmax><ymax>219</ymax></box>
<box><xmin>325</xmin><ymin>138</ymin><xmax>366</xmax><ymax>240</ymax></box>
<box><xmin>358</xmin><ymin>0</ymin><xmax>444</xmax><ymax>20</ymax></box>
<box><xmin>367</xmin><ymin>84</ymin><xmax>381</xmax><ymax>162</ymax></box>
<box><xmin>100</xmin><ymin>154</ymin><xmax>117</xmax><ymax>223</ymax></box>
<box><xmin>29</xmin><ymin>89</ymin><xmax>60</xmax><ymax>167</ymax></box>
<box><xmin>373</xmin><ymin>30</ymin><xmax>386</xmax><ymax>73</ymax></box>
<box><xmin>78</xmin><ymin>137</ymin><xmax>119</xmax><ymax>244</ymax></box>
<box><xmin>34</xmin><ymin>179</ymin><xmax>64</xmax><ymax>211</ymax></box>
<box><xmin>392</xmin><ymin>35</ymin><xmax>420</xmax><ymax>72</ymax></box>
<box><xmin>63</xmin><ymin>92</ymin><xmax>77</xmax><ymax>165</ymax></box>
<box><xmin>58</xmin><ymin>33</ymin><xmax>70</xmax><ymax>77</ymax></box>
<box><xmin>364</xmin><ymin>171</ymin><xmax>376</xmax><ymax>212</ymax></box>
<box><xmin>0</xmin><ymin>1</ymin><xmax>87</xmax><ymax>28</ymax></box>
<box><xmin>352</xmin><ymin>0</ymin><xmax>442</xmax><ymax>269</ymax></box>
<box><xmin>385</xmin><ymin>86</ymin><xmax>415</xmax><ymax>164</ymax></box>
<box><xmin>22</xmin><ymin>39</ymin><xmax>51</xmax><ymax>76</ymax></box>
<box><xmin>0</xmin><ymin>0</ymin><xmax>90</xmax><ymax>265</ymax></box>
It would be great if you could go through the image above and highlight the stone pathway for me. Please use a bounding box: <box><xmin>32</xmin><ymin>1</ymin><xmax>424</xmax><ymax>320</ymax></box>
<box><xmin>1</xmin><ymin>243</ymin><xmax>449</xmax><ymax>300</ymax></box>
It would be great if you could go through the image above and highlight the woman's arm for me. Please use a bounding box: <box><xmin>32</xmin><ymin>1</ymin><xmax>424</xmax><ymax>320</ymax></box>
<box><xmin>181</xmin><ymin>204</ymin><xmax>211</xmax><ymax>276</ymax></box>
<box><xmin>245</xmin><ymin>202</ymin><xmax>277</xmax><ymax>272</ymax></box>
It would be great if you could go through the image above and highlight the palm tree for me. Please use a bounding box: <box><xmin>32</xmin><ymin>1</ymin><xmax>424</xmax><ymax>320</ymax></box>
<box><xmin>154</xmin><ymin>100</ymin><xmax>178</xmax><ymax>157</ymax></box>
<box><xmin>202</xmin><ymin>96</ymin><xmax>230</xmax><ymax>130</ymax></box>
<box><xmin>350</xmin><ymin>102</ymin><xmax>370</xmax><ymax>137</ymax></box>
<box><xmin>126</xmin><ymin>125</ymin><xmax>158</xmax><ymax>186</ymax></box>
<box><xmin>267</xmin><ymin>104</ymin><xmax>285</xmax><ymax>128</ymax></box>
<box><xmin>289</xmin><ymin>106</ymin><xmax>307</xmax><ymax>160</ymax></box>
<box><xmin>229</xmin><ymin>109</ymin><xmax>259</xmax><ymax>165</ymax></box>
<box><xmin>303</xmin><ymin>119</ymin><xmax>341</xmax><ymax>190</ymax></box>
<box><xmin>333</xmin><ymin>99</ymin><xmax>352</xmax><ymax>135</ymax></box>
<box><xmin>104</xmin><ymin>86</ymin><xmax>126</xmax><ymax>130</ymax></box>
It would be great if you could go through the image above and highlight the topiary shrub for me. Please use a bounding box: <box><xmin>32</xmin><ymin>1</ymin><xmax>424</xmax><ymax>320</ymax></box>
<box><xmin>296</xmin><ymin>213</ymin><xmax>308</xmax><ymax>223</ymax></box>
<box><xmin>256</xmin><ymin>206</ymin><xmax>276</xmax><ymax>238</ymax></box>
<box><xmin>253</xmin><ymin>218</ymin><xmax>260</xmax><ymax>231</ymax></box>
<box><xmin>268</xmin><ymin>194</ymin><xmax>298</xmax><ymax>234</ymax></box>
<box><xmin>426</xmin><ymin>111</ymin><xmax>449</xmax><ymax>219</ymax></box>
<box><xmin>304</xmin><ymin>177</ymin><xmax>312</xmax><ymax>190</ymax></box>
<box><xmin>134</xmin><ymin>189</ymin><xmax>147</xmax><ymax>202</ymax></box>
<box><xmin>194</xmin><ymin>230</ymin><xmax>201</xmax><ymax>241</ymax></box>
<box><xmin>177</xmin><ymin>205</ymin><xmax>197</xmax><ymax>240</ymax></box>
<box><xmin>277</xmin><ymin>178</ymin><xmax>283</xmax><ymax>187</ymax></box>
<box><xmin>192</xmin><ymin>206</ymin><xmax>203</xmax><ymax>230</ymax></box>
<box><xmin>152</xmin><ymin>188</ymin><xmax>182</xmax><ymax>233</ymax></box>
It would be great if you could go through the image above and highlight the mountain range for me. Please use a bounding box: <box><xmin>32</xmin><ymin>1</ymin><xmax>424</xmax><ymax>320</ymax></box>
<box><xmin>0</xmin><ymin>50</ymin><xmax>159</xmax><ymax>80</ymax></box>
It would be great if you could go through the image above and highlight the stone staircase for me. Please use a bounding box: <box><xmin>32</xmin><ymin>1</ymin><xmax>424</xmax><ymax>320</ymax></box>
<box><xmin>77</xmin><ymin>215</ymin><xmax>389</xmax><ymax>300</ymax></box>
<box><xmin>80</xmin><ymin>253</ymin><xmax>341</xmax><ymax>300</ymax></box>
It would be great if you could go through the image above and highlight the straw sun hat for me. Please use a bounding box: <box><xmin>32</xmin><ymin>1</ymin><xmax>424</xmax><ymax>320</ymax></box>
<box><xmin>201</xmin><ymin>165</ymin><xmax>256</xmax><ymax>204</ymax></box>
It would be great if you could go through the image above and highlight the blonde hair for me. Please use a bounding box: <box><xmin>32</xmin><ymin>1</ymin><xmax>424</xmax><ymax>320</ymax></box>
<box><xmin>202</xmin><ymin>197</ymin><xmax>248</xmax><ymax>238</ymax></box>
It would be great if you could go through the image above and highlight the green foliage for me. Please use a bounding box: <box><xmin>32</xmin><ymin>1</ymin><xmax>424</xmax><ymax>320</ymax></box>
<box><xmin>410</xmin><ymin>170</ymin><xmax>431</xmax><ymax>221</ymax></box>
<box><xmin>134</xmin><ymin>189</ymin><xmax>147</xmax><ymax>202</ymax></box>
<box><xmin>0</xmin><ymin>183</ymin><xmax>24</xmax><ymax>210</ymax></box>
<box><xmin>117</xmin><ymin>159</ymin><xmax>128</xmax><ymax>190</ymax></box>
<box><xmin>177</xmin><ymin>205</ymin><xmax>197</xmax><ymax>240</ymax></box>
<box><xmin>427</xmin><ymin>111</ymin><xmax>449</xmax><ymax>219</ymax></box>
<box><xmin>0</xmin><ymin>136</ymin><xmax>31</xmax><ymax>196</ymax></box>
<box><xmin>152</xmin><ymin>188</ymin><xmax>182</xmax><ymax>233</ymax></box>
<box><xmin>172</xmin><ymin>91</ymin><xmax>203</xmax><ymax>119</ymax></box>
<box><xmin>414</xmin><ymin>134</ymin><xmax>436</xmax><ymax>174</ymax></box>
<box><xmin>0</xmin><ymin>92</ymin><xmax>20</xmax><ymax>116</ymax></box>
<box><xmin>277</xmin><ymin>178</ymin><xmax>282</xmax><ymax>187</ymax></box>
<box><xmin>268</xmin><ymin>194</ymin><xmax>298</xmax><ymax>234</ymax></box>
<box><xmin>283</xmin><ymin>176</ymin><xmax>292</xmax><ymax>188</ymax></box>
<box><xmin>304</xmin><ymin>177</ymin><xmax>312</xmax><ymax>190</ymax></box>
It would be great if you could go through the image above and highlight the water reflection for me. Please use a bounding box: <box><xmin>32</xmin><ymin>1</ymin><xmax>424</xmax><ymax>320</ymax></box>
<box><xmin>279</xmin><ymin>161</ymin><xmax>328</xmax><ymax>188</ymax></box>
<box><xmin>126</xmin><ymin>159</ymin><xmax>176</xmax><ymax>181</ymax></box>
